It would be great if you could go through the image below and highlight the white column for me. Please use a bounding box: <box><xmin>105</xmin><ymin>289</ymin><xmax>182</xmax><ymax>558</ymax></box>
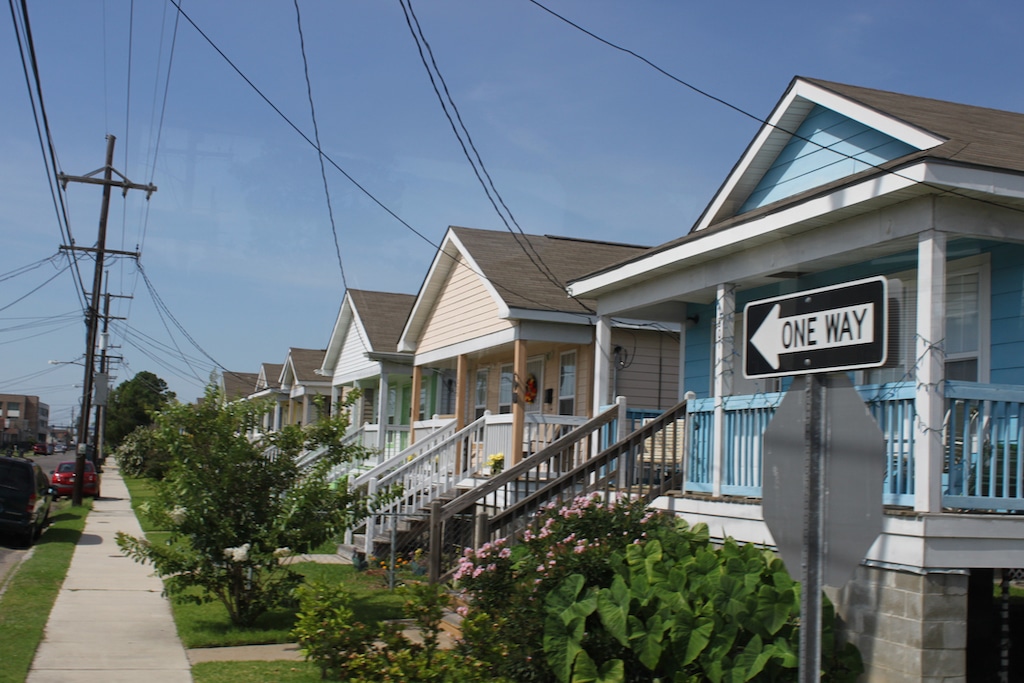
<box><xmin>678</xmin><ymin>306</ymin><xmax>689</xmax><ymax>402</ymax></box>
<box><xmin>377</xmin><ymin>370</ymin><xmax>389</xmax><ymax>454</ymax></box>
<box><xmin>593</xmin><ymin>315</ymin><xmax>613</xmax><ymax>416</ymax></box>
<box><xmin>915</xmin><ymin>230</ymin><xmax>946</xmax><ymax>513</ymax></box>
<box><xmin>713</xmin><ymin>284</ymin><xmax>736</xmax><ymax>498</ymax></box>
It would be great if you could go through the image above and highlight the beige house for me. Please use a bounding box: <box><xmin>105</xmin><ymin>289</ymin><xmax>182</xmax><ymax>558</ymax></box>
<box><xmin>278</xmin><ymin>348</ymin><xmax>330</xmax><ymax>428</ymax></box>
<box><xmin>398</xmin><ymin>225</ymin><xmax>682</xmax><ymax>466</ymax></box>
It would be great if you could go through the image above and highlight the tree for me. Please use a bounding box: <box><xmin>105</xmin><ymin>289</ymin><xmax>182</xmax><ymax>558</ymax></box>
<box><xmin>116</xmin><ymin>384</ymin><xmax>388</xmax><ymax>627</ymax></box>
<box><xmin>105</xmin><ymin>371</ymin><xmax>175</xmax><ymax>447</ymax></box>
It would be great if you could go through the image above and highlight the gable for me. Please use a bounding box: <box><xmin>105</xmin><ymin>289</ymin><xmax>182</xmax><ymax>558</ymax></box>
<box><xmin>418</xmin><ymin>252</ymin><xmax>513</xmax><ymax>355</ymax></box>
<box><xmin>694</xmin><ymin>78</ymin><xmax>945</xmax><ymax>232</ymax></box>
<box><xmin>738</xmin><ymin>104</ymin><xmax>916</xmax><ymax>213</ymax></box>
<box><xmin>335</xmin><ymin>316</ymin><xmax>377</xmax><ymax>383</ymax></box>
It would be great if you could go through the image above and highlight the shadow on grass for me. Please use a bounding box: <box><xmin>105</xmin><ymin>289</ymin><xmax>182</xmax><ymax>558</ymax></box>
<box><xmin>36</xmin><ymin>526</ymin><xmax>83</xmax><ymax>546</ymax></box>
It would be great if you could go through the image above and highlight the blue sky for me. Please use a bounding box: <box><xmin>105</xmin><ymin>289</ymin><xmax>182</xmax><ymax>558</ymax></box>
<box><xmin>3</xmin><ymin>0</ymin><xmax>1023</xmax><ymax>426</ymax></box>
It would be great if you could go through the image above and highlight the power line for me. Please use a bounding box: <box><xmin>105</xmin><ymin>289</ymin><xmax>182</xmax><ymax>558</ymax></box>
<box><xmin>164</xmin><ymin>0</ymin><xmax>601</xmax><ymax>321</ymax></box>
<box><xmin>527</xmin><ymin>0</ymin><xmax>1024</xmax><ymax>223</ymax></box>
<box><xmin>399</xmin><ymin>0</ymin><xmax>573</xmax><ymax>303</ymax></box>
<box><xmin>8</xmin><ymin>0</ymin><xmax>88</xmax><ymax>310</ymax></box>
<box><xmin>293</xmin><ymin>0</ymin><xmax>347</xmax><ymax>290</ymax></box>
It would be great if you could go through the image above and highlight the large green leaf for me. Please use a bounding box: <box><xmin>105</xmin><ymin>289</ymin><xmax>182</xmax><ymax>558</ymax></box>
<box><xmin>732</xmin><ymin>634</ymin><xmax>772</xmax><ymax>681</ymax></box>
<box><xmin>571</xmin><ymin>650</ymin><xmax>625</xmax><ymax>683</ymax></box>
<box><xmin>633</xmin><ymin>612</ymin><xmax>669</xmax><ymax>670</ymax></box>
<box><xmin>597</xmin><ymin>575</ymin><xmax>631</xmax><ymax>647</ymax></box>
<box><xmin>544</xmin><ymin>612</ymin><xmax>586</xmax><ymax>683</ymax></box>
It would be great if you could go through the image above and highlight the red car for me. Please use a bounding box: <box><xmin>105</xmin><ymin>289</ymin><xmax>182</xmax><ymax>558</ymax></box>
<box><xmin>50</xmin><ymin>461</ymin><xmax>101</xmax><ymax>498</ymax></box>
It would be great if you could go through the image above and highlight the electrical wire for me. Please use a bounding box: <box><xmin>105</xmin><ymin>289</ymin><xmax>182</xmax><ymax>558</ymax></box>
<box><xmin>164</xmin><ymin>0</ymin><xmax>602</xmax><ymax>323</ymax></box>
<box><xmin>399</xmin><ymin>0</ymin><xmax>566</xmax><ymax>294</ymax></box>
<box><xmin>8</xmin><ymin>0</ymin><xmax>88</xmax><ymax>311</ymax></box>
<box><xmin>293</xmin><ymin>0</ymin><xmax>347</xmax><ymax>290</ymax></box>
<box><xmin>526</xmin><ymin>0</ymin><xmax>1024</xmax><ymax>223</ymax></box>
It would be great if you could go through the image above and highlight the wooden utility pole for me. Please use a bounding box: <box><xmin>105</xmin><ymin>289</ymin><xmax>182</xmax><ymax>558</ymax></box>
<box><xmin>59</xmin><ymin>135</ymin><xmax>155</xmax><ymax>505</ymax></box>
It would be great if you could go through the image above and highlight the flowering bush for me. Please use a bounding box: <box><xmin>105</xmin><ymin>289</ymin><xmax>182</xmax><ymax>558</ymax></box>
<box><xmin>454</xmin><ymin>495</ymin><xmax>677</xmax><ymax>681</ymax></box>
<box><xmin>454</xmin><ymin>495</ymin><xmax>862</xmax><ymax>682</ymax></box>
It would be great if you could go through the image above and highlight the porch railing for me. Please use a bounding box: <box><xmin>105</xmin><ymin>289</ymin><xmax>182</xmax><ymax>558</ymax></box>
<box><xmin>358</xmin><ymin>414</ymin><xmax>489</xmax><ymax>554</ymax></box>
<box><xmin>684</xmin><ymin>380</ymin><xmax>1024</xmax><ymax>513</ymax></box>
<box><xmin>943</xmin><ymin>381</ymin><xmax>1024</xmax><ymax>511</ymax></box>
<box><xmin>428</xmin><ymin>398</ymin><xmax>693</xmax><ymax>580</ymax></box>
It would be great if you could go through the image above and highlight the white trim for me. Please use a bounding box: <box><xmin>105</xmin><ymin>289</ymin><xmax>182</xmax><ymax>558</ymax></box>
<box><xmin>413</xmin><ymin>327</ymin><xmax>518</xmax><ymax>366</ymax></box>
<box><xmin>570</xmin><ymin>165</ymin><xmax>927</xmax><ymax>298</ymax></box>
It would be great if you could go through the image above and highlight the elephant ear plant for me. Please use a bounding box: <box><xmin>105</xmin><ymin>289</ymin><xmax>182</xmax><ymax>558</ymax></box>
<box><xmin>117</xmin><ymin>386</ymin><xmax>391</xmax><ymax>627</ymax></box>
<box><xmin>454</xmin><ymin>495</ymin><xmax>862</xmax><ymax>683</ymax></box>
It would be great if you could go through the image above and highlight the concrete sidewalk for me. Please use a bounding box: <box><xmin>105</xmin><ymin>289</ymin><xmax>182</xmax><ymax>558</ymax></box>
<box><xmin>27</xmin><ymin>462</ymin><xmax>192</xmax><ymax>683</ymax></box>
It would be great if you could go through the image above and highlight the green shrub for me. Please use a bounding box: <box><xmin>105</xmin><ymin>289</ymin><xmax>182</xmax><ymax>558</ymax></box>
<box><xmin>292</xmin><ymin>580</ymin><xmax>505</xmax><ymax>682</ymax></box>
<box><xmin>454</xmin><ymin>494</ymin><xmax>862</xmax><ymax>682</ymax></box>
<box><xmin>115</xmin><ymin>425</ymin><xmax>172</xmax><ymax>479</ymax></box>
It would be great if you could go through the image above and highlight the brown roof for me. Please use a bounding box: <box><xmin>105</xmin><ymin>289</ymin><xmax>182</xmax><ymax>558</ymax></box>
<box><xmin>287</xmin><ymin>348</ymin><xmax>328</xmax><ymax>383</ymax></box>
<box><xmin>805</xmin><ymin>77</ymin><xmax>1024</xmax><ymax>174</ymax></box>
<box><xmin>450</xmin><ymin>226</ymin><xmax>649</xmax><ymax>312</ymax></box>
<box><xmin>259</xmin><ymin>363</ymin><xmax>284</xmax><ymax>389</ymax></box>
<box><xmin>222</xmin><ymin>371</ymin><xmax>258</xmax><ymax>400</ymax></box>
<box><xmin>347</xmin><ymin>290</ymin><xmax>415</xmax><ymax>354</ymax></box>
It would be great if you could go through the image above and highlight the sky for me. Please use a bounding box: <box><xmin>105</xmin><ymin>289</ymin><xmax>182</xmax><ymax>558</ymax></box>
<box><xmin>3</xmin><ymin>0</ymin><xmax>1024</xmax><ymax>428</ymax></box>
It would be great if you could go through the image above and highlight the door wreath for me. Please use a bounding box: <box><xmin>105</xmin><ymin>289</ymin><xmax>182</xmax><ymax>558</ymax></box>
<box><xmin>523</xmin><ymin>375</ymin><xmax>538</xmax><ymax>403</ymax></box>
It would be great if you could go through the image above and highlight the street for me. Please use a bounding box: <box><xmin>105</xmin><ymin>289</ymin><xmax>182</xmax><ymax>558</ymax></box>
<box><xmin>0</xmin><ymin>450</ymin><xmax>91</xmax><ymax>586</ymax></box>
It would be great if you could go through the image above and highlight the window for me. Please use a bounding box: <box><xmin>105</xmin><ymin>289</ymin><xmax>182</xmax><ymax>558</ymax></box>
<box><xmin>475</xmin><ymin>369</ymin><xmax>489</xmax><ymax>419</ymax></box>
<box><xmin>498</xmin><ymin>364</ymin><xmax>513</xmax><ymax>414</ymax></box>
<box><xmin>865</xmin><ymin>255</ymin><xmax>988</xmax><ymax>385</ymax></box>
<box><xmin>558</xmin><ymin>352</ymin><xmax>577</xmax><ymax>415</ymax></box>
<box><xmin>6</xmin><ymin>402</ymin><xmax>20</xmax><ymax>417</ymax></box>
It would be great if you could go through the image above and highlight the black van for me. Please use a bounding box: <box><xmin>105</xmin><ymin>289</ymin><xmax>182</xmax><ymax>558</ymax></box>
<box><xmin>0</xmin><ymin>455</ymin><xmax>53</xmax><ymax>546</ymax></box>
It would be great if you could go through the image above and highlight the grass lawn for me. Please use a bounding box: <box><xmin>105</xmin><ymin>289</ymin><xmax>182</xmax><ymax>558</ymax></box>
<box><xmin>0</xmin><ymin>501</ymin><xmax>91</xmax><ymax>683</ymax></box>
<box><xmin>192</xmin><ymin>660</ymin><xmax>322</xmax><ymax>683</ymax></box>
<box><xmin>175</xmin><ymin>562</ymin><xmax>406</xmax><ymax>648</ymax></box>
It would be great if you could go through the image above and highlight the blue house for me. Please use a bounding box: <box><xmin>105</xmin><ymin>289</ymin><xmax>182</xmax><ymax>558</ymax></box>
<box><xmin>569</xmin><ymin>77</ymin><xmax>1024</xmax><ymax>681</ymax></box>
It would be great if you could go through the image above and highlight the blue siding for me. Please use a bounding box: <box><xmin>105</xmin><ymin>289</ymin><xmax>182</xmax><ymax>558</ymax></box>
<box><xmin>989</xmin><ymin>244</ymin><xmax>1024</xmax><ymax>384</ymax></box>
<box><xmin>683</xmin><ymin>304</ymin><xmax>713</xmax><ymax>398</ymax></box>
<box><xmin>740</xmin><ymin>105</ymin><xmax>916</xmax><ymax>213</ymax></box>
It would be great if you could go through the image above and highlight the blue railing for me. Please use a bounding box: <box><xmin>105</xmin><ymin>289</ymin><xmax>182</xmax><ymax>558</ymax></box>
<box><xmin>682</xmin><ymin>381</ymin><xmax>1024</xmax><ymax>513</ymax></box>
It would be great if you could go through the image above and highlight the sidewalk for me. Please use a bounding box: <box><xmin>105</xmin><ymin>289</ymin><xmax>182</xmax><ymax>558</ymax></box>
<box><xmin>27</xmin><ymin>462</ymin><xmax>192</xmax><ymax>683</ymax></box>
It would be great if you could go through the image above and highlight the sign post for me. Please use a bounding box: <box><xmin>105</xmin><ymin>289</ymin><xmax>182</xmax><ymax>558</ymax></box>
<box><xmin>746</xmin><ymin>277</ymin><xmax>890</xmax><ymax>682</ymax></box>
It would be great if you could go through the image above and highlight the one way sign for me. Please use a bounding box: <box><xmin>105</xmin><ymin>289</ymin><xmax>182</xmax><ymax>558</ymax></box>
<box><xmin>743</xmin><ymin>276</ymin><xmax>888</xmax><ymax>379</ymax></box>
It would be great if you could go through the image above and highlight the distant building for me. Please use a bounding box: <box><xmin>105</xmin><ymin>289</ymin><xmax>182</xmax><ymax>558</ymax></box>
<box><xmin>0</xmin><ymin>394</ymin><xmax>49</xmax><ymax>446</ymax></box>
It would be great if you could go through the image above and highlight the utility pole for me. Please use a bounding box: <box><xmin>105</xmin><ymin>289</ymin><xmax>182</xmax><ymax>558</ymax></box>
<box><xmin>94</xmin><ymin>286</ymin><xmax>128</xmax><ymax>472</ymax></box>
<box><xmin>59</xmin><ymin>135</ymin><xmax>155</xmax><ymax>505</ymax></box>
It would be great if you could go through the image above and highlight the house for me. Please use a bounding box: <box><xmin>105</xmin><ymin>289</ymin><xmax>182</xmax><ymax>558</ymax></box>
<box><xmin>250</xmin><ymin>362</ymin><xmax>285</xmax><ymax>433</ymax></box>
<box><xmin>398</xmin><ymin>225</ymin><xmax>682</xmax><ymax>468</ymax></box>
<box><xmin>219</xmin><ymin>371</ymin><xmax>259</xmax><ymax>403</ymax></box>
<box><xmin>278</xmin><ymin>348</ymin><xmax>330</xmax><ymax>428</ymax></box>
<box><xmin>568</xmin><ymin>76</ymin><xmax>1024</xmax><ymax>681</ymax></box>
<box><xmin>318</xmin><ymin>289</ymin><xmax>420</xmax><ymax>457</ymax></box>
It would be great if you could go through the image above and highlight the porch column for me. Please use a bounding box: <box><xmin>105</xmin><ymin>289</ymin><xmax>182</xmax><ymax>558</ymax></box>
<box><xmin>678</xmin><ymin>306</ymin><xmax>688</xmax><ymax>402</ymax></box>
<box><xmin>594</xmin><ymin>314</ymin><xmax>613</xmax><ymax>415</ymax></box>
<box><xmin>915</xmin><ymin>230</ymin><xmax>946</xmax><ymax>513</ymax></box>
<box><xmin>377</xmin><ymin>369</ymin><xmax>389</xmax><ymax>454</ymax></box>
<box><xmin>410</xmin><ymin>365</ymin><xmax>423</xmax><ymax>444</ymax></box>
<box><xmin>713</xmin><ymin>284</ymin><xmax>736</xmax><ymax>498</ymax></box>
<box><xmin>512</xmin><ymin>338</ymin><xmax>528</xmax><ymax>465</ymax></box>
<box><xmin>456</xmin><ymin>354</ymin><xmax>469</xmax><ymax>430</ymax></box>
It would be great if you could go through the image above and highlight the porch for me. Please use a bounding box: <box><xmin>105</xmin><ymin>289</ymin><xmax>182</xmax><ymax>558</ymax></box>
<box><xmin>683</xmin><ymin>380</ymin><xmax>1024</xmax><ymax>514</ymax></box>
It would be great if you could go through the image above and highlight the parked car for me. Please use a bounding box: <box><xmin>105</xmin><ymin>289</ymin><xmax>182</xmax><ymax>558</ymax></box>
<box><xmin>0</xmin><ymin>455</ymin><xmax>53</xmax><ymax>546</ymax></box>
<box><xmin>50</xmin><ymin>460</ymin><xmax>101</xmax><ymax>499</ymax></box>
<box><xmin>32</xmin><ymin>443</ymin><xmax>49</xmax><ymax>455</ymax></box>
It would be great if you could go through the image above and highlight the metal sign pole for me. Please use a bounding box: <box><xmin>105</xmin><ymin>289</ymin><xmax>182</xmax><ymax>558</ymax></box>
<box><xmin>800</xmin><ymin>373</ymin><xmax>826</xmax><ymax>682</ymax></box>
